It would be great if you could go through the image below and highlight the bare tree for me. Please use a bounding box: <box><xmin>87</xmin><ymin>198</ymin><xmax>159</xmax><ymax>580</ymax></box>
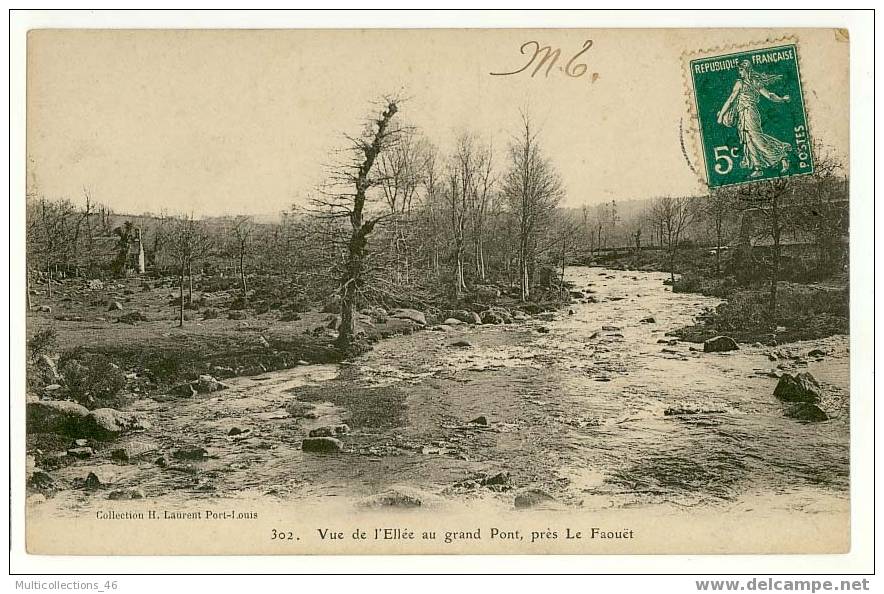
<box><xmin>468</xmin><ymin>140</ymin><xmax>495</xmax><ymax>282</ymax></box>
<box><xmin>791</xmin><ymin>142</ymin><xmax>848</xmax><ymax>275</ymax></box>
<box><xmin>378</xmin><ymin>129</ymin><xmax>424</xmax><ymax>285</ymax></box>
<box><xmin>28</xmin><ymin>197</ymin><xmax>78</xmax><ymax>299</ymax></box>
<box><xmin>734</xmin><ymin>178</ymin><xmax>791</xmax><ymax>315</ymax></box>
<box><xmin>230</xmin><ymin>216</ymin><xmax>255</xmax><ymax>303</ymax></box>
<box><xmin>441</xmin><ymin>133</ymin><xmax>495</xmax><ymax>296</ymax></box>
<box><xmin>419</xmin><ymin>144</ymin><xmax>445</xmax><ymax>280</ymax></box>
<box><xmin>651</xmin><ymin>195</ymin><xmax>699</xmax><ymax>284</ymax></box>
<box><xmin>703</xmin><ymin>187</ymin><xmax>736</xmax><ymax>277</ymax></box>
<box><xmin>312</xmin><ymin>97</ymin><xmax>402</xmax><ymax>349</ymax></box>
<box><xmin>502</xmin><ymin>113</ymin><xmax>565</xmax><ymax>302</ymax></box>
<box><xmin>444</xmin><ymin>150</ymin><xmax>469</xmax><ymax>296</ymax></box>
<box><xmin>168</xmin><ymin>214</ymin><xmax>213</xmax><ymax>327</ymax></box>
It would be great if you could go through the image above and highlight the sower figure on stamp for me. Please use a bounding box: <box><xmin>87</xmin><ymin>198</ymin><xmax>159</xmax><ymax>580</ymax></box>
<box><xmin>716</xmin><ymin>59</ymin><xmax>792</xmax><ymax>178</ymax></box>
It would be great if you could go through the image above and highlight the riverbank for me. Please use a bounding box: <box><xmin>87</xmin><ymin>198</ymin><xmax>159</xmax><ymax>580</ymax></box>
<box><xmin>27</xmin><ymin>267</ymin><xmax>850</xmax><ymax>521</ymax></box>
<box><xmin>582</xmin><ymin>247</ymin><xmax>849</xmax><ymax>345</ymax></box>
<box><xmin>26</xmin><ymin>274</ymin><xmax>570</xmax><ymax>403</ymax></box>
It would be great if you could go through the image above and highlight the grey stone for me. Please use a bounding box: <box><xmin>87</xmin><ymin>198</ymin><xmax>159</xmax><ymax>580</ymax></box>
<box><xmin>195</xmin><ymin>375</ymin><xmax>228</xmax><ymax>393</ymax></box>
<box><xmin>26</xmin><ymin>400</ymin><xmax>90</xmax><ymax>434</ymax></box>
<box><xmin>785</xmin><ymin>402</ymin><xmax>829</xmax><ymax>422</ymax></box>
<box><xmin>774</xmin><ymin>372</ymin><xmax>824</xmax><ymax>403</ymax></box>
<box><xmin>66</xmin><ymin>447</ymin><xmax>94</xmax><ymax>459</ymax></box>
<box><xmin>704</xmin><ymin>335</ymin><xmax>739</xmax><ymax>353</ymax></box>
<box><xmin>514</xmin><ymin>489</ymin><xmax>555</xmax><ymax>509</ymax></box>
<box><xmin>80</xmin><ymin>408</ymin><xmax>152</xmax><ymax>441</ymax></box>
<box><xmin>108</xmin><ymin>488</ymin><xmax>145</xmax><ymax>500</ymax></box>
<box><xmin>301</xmin><ymin>437</ymin><xmax>343</xmax><ymax>453</ymax></box>
<box><xmin>390</xmin><ymin>308</ymin><xmax>427</xmax><ymax>326</ymax></box>
<box><xmin>110</xmin><ymin>441</ymin><xmax>158</xmax><ymax>462</ymax></box>
<box><xmin>173</xmin><ymin>447</ymin><xmax>209</xmax><ymax>460</ymax></box>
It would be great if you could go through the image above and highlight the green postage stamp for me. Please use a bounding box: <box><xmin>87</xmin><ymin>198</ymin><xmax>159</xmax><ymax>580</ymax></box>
<box><xmin>689</xmin><ymin>43</ymin><xmax>813</xmax><ymax>188</ymax></box>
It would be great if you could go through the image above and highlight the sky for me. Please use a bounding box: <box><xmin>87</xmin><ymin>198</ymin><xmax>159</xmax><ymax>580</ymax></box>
<box><xmin>27</xmin><ymin>28</ymin><xmax>849</xmax><ymax>217</ymax></box>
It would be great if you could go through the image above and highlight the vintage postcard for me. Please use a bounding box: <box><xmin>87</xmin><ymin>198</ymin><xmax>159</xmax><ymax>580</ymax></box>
<box><xmin>21</xmin><ymin>26</ymin><xmax>853</xmax><ymax>556</ymax></box>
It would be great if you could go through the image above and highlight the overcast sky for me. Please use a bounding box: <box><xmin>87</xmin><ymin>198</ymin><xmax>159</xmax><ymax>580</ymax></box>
<box><xmin>27</xmin><ymin>28</ymin><xmax>848</xmax><ymax>217</ymax></box>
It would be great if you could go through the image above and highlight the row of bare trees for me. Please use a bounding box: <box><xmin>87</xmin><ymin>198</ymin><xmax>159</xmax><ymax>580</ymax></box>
<box><xmin>26</xmin><ymin>94</ymin><xmax>845</xmax><ymax>342</ymax></box>
<box><xmin>27</xmin><ymin>99</ymin><xmax>570</xmax><ymax>346</ymax></box>
<box><xmin>309</xmin><ymin>99</ymin><xmax>567</xmax><ymax>347</ymax></box>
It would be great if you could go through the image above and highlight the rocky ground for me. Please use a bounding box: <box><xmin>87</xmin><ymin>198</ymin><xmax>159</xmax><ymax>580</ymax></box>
<box><xmin>26</xmin><ymin>268</ymin><xmax>850</xmax><ymax>518</ymax></box>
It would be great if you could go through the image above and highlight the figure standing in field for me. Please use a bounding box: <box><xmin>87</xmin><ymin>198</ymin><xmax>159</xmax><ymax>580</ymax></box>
<box><xmin>716</xmin><ymin>59</ymin><xmax>792</xmax><ymax>178</ymax></box>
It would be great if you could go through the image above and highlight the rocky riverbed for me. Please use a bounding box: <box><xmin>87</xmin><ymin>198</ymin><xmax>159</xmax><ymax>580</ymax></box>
<box><xmin>28</xmin><ymin>267</ymin><xmax>850</xmax><ymax>518</ymax></box>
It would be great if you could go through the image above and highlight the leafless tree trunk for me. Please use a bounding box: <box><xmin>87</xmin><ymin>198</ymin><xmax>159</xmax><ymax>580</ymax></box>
<box><xmin>735</xmin><ymin>178</ymin><xmax>791</xmax><ymax>317</ymax></box>
<box><xmin>313</xmin><ymin>98</ymin><xmax>401</xmax><ymax>349</ymax></box>
<box><xmin>502</xmin><ymin>113</ymin><xmax>564</xmax><ymax>302</ymax></box>
<box><xmin>168</xmin><ymin>213</ymin><xmax>213</xmax><ymax>328</ymax></box>
<box><xmin>230</xmin><ymin>216</ymin><xmax>254</xmax><ymax>304</ymax></box>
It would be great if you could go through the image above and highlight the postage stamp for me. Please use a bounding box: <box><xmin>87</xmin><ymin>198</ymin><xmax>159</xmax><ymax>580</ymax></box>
<box><xmin>689</xmin><ymin>43</ymin><xmax>814</xmax><ymax>188</ymax></box>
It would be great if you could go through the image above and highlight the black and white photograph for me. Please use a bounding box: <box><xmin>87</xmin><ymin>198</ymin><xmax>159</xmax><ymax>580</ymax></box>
<box><xmin>9</xmin><ymin>16</ymin><xmax>872</xmax><ymax>565</ymax></box>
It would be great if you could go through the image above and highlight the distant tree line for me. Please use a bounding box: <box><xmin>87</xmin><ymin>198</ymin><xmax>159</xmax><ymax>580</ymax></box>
<box><xmin>27</xmin><ymin>96</ymin><xmax>846</xmax><ymax>340</ymax></box>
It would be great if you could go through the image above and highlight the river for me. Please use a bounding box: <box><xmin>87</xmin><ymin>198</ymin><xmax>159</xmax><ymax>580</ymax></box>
<box><xmin>38</xmin><ymin>266</ymin><xmax>850</xmax><ymax>520</ymax></box>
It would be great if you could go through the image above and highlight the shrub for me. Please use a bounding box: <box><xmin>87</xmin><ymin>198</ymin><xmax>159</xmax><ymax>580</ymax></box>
<box><xmin>202</xmin><ymin>308</ymin><xmax>221</xmax><ymax>320</ymax></box>
<box><xmin>57</xmin><ymin>351</ymin><xmax>126</xmax><ymax>406</ymax></box>
<box><xmin>27</xmin><ymin>326</ymin><xmax>57</xmax><ymax>361</ymax></box>
<box><xmin>673</xmin><ymin>272</ymin><xmax>737</xmax><ymax>299</ymax></box>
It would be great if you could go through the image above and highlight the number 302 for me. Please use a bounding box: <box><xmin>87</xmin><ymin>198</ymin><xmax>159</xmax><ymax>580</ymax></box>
<box><xmin>713</xmin><ymin>146</ymin><xmax>740</xmax><ymax>175</ymax></box>
<box><xmin>271</xmin><ymin>529</ymin><xmax>295</xmax><ymax>541</ymax></box>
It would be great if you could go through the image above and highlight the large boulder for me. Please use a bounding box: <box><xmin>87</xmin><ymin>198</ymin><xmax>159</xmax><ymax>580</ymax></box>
<box><xmin>514</xmin><ymin>489</ymin><xmax>556</xmax><ymax>509</ymax></box>
<box><xmin>110</xmin><ymin>440</ymin><xmax>159</xmax><ymax>462</ymax></box>
<box><xmin>447</xmin><ymin>310</ymin><xmax>481</xmax><ymax>325</ymax></box>
<box><xmin>360</xmin><ymin>306</ymin><xmax>388</xmax><ymax>323</ymax></box>
<box><xmin>785</xmin><ymin>402</ymin><xmax>829</xmax><ymax>422</ymax></box>
<box><xmin>26</xmin><ymin>400</ymin><xmax>89</xmax><ymax>434</ymax></box>
<box><xmin>79</xmin><ymin>408</ymin><xmax>152</xmax><ymax>441</ymax></box>
<box><xmin>703</xmin><ymin>335</ymin><xmax>739</xmax><ymax>353</ymax></box>
<box><xmin>390</xmin><ymin>308</ymin><xmax>427</xmax><ymax>326</ymax></box>
<box><xmin>480</xmin><ymin>307</ymin><xmax>513</xmax><ymax>325</ymax></box>
<box><xmin>357</xmin><ymin>486</ymin><xmax>443</xmax><ymax>509</ymax></box>
<box><xmin>301</xmin><ymin>437</ymin><xmax>343</xmax><ymax>453</ymax></box>
<box><xmin>774</xmin><ymin>372</ymin><xmax>824</xmax><ymax>403</ymax></box>
<box><xmin>195</xmin><ymin>375</ymin><xmax>228</xmax><ymax>393</ymax></box>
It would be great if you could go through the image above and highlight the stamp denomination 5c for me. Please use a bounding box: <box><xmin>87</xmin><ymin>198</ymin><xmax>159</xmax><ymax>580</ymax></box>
<box><xmin>690</xmin><ymin>44</ymin><xmax>813</xmax><ymax>188</ymax></box>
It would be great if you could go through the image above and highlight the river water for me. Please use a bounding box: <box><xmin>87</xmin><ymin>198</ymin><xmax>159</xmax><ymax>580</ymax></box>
<box><xmin>39</xmin><ymin>266</ymin><xmax>850</xmax><ymax>517</ymax></box>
